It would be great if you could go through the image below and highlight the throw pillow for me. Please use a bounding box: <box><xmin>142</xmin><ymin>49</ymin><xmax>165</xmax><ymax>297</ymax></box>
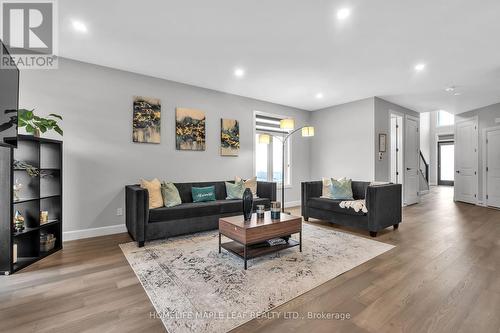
<box><xmin>330</xmin><ymin>178</ymin><xmax>354</xmax><ymax>200</ymax></box>
<box><xmin>140</xmin><ymin>178</ymin><xmax>164</xmax><ymax>209</ymax></box>
<box><xmin>161</xmin><ymin>181</ymin><xmax>182</xmax><ymax>207</ymax></box>
<box><xmin>235</xmin><ymin>176</ymin><xmax>258</xmax><ymax>198</ymax></box>
<box><xmin>225</xmin><ymin>181</ymin><xmax>244</xmax><ymax>199</ymax></box>
<box><xmin>321</xmin><ymin>177</ymin><xmax>332</xmax><ymax>198</ymax></box>
<box><xmin>192</xmin><ymin>186</ymin><xmax>216</xmax><ymax>202</ymax></box>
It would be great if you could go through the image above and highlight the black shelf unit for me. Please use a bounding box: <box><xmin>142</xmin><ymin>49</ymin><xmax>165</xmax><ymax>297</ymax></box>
<box><xmin>1</xmin><ymin>135</ymin><xmax>63</xmax><ymax>275</ymax></box>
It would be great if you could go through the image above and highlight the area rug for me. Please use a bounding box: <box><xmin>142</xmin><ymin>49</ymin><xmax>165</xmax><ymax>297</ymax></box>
<box><xmin>120</xmin><ymin>223</ymin><xmax>394</xmax><ymax>333</ymax></box>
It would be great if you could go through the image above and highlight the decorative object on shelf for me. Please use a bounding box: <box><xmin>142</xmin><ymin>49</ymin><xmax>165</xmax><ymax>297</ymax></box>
<box><xmin>17</xmin><ymin>109</ymin><xmax>63</xmax><ymax>137</ymax></box>
<box><xmin>40</xmin><ymin>233</ymin><xmax>56</xmax><ymax>252</ymax></box>
<box><xmin>271</xmin><ymin>201</ymin><xmax>281</xmax><ymax>220</ymax></box>
<box><xmin>13</xmin><ymin>178</ymin><xmax>22</xmax><ymax>201</ymax></box>
<box><xmin>132</xmin><ymin>96</ymin><xmax>161</xmax><ymax>144</ymax></box>
<box><xmin>256</xmin><ymin>205</ymin><xmax>265</xmax><ymax>219</ymax></box>
<box><xmin>13</xmin><ymin>210</ymin><xmax>25</xmax><ymax>232</ymax></box>
<box><xmin>220</xmin><ymin>118</ymin><xmax>239</xmax><ymax>156</ymax></box>
<box><xmin>40</xmin><ymin>170</ymin><xmax>55</xmax><ymax>178</ymax></box>
<box><xmin>242</xmin><ymin>188</ymin><xmax>253</xmax><ymax>221</ymax></box>
<box><xmin>13</xmin><ymin>160</ymin><xmax>39</xmax><ymax>177</ymax></box>
<box><xmin>176</xmin><ymin>108</ymin><xmax>206</xmax><ymax>151</ymax></box>
<box><xmin>258</xmin><ymin>119</ymin><xmax>315</xmax><ymax>213</ymax></box>
<box><xmin>13</xmin><ymin>244</ymin><xmax>18</xmax><ymax>264</ymax></box>
<box><xmin>40</xmin><ymin>211</ymin><xmax>49</xmax><ymax>224</ymax></box>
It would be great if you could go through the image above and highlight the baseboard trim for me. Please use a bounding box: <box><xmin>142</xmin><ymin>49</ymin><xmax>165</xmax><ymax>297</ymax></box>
<box><xmin>63</xmin><ymin>224</ymin><xmax>127</xmax><ymax>242</ymax></box>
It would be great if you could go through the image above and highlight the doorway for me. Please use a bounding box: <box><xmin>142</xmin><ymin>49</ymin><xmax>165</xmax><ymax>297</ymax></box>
<box><xmin>390</xmin><ymin>114</ymin><xmax>403</xmax><ymax>185</ymax></box>
<box><xmin>438</xmin><ymin>141</ymin><xmax>454</xmax><ymax>186</ymax></box>
<box><xmin>485</xmin><ymin>127</ymin><xmax>500</xmax><ymax>208</ymax></box>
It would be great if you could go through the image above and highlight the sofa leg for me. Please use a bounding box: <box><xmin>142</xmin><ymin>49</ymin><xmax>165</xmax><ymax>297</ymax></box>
<box><xmin>369</xmin><ymin>231</ymin><xmax>377</xmax><ymax>237</ymax></box>
<box><xmin>138</xmin><ymin>241</ymin><xmax>145</xmax><ymax>247</ymax></box>
<box><xmin>303</xmin><ymin>217</ymin><xmax>309</xmax><ymax>222</ymax></box>
<box><xmin>393</xmin><ymin>224</ymin><xmax>399</xmax><ymax>230</ymax></box>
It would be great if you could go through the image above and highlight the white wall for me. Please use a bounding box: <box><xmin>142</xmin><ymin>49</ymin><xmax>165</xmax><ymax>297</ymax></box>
<box><xmin>310</xmin><ymin>98</ymin><xmax>375</xmax><ymax>181</ymax></box>
<box><xmin>19</xmin><ymin>58</ymin><xmax>311</xmax><ymax>234</ymax></box>
<box><xmin>420</xmin><ymin>112</ymin><xmax>430</xmax><ymax>162</ymax></box>
<box><xmin>456</xmin><ymin>103</ymin><xmax>500</xmax><ymax>201</ymax></box>
<box><xmin>374</xmin><ymin>97</ymin><xmax>420</xmax><ymax>181</ymax></box>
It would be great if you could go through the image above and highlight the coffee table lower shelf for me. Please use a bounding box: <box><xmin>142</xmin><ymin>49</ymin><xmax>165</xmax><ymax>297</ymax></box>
<box><xmin>219</xmin><ymin>238</ymin><xmax>300</xmax><ymax>269</ymax></box>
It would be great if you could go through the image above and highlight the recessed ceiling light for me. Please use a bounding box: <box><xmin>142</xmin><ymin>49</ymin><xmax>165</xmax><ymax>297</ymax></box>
<box><xmin>454</xmin><ymin>92</ymin><xmax>462</xmax><ymax>96</ymax></box>
<box><xmin>72</xmin><ymin>20</ymin><xmax>88</xmax><ymax>33</ymax></box>
<box><xmin>234</xmin><ymin>68</ymin><xmax>245</xmax><ymax>78</ymax></box>
<box><xmin>414</xmin><ymin>63</ymin><xmax>426</xmax><ymax>72</ymax></box>
<box><xmin>337</xmin><ymin>8</ymin><xmax>351</xmax><ymax>20</ymax></box>
<box><xmin>315</xmin><ymin>93</ymin><xmax>324</xmax><ymax>99</ymax></box>
<box><xmin>445</xmin><ymin>86</ymin><xmax>455</xmax><ymax>92</ymax></box>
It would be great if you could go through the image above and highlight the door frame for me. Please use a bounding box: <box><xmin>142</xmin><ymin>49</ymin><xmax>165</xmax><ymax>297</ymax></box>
<box><xmin>454</xmin><ymin>115</ymin><xmax>478</xmax><ymax>204</ymax></box>
<box><xmin>482</xmin><ymin>125</ymin><xmax>500</xmax><ymax>207</ymax></box>
<box><xmin>388</xmin><ymin>112</ymin><xmax>404</xmax><ymax>184</ymax></box>
<box><xmin>437</xmin><ymin>140</ymin><xmax>454</xmax><ymax>186</ymax></box>
<box><xmin>404</xmin><ymin>114</ymin><xmax>420</xmax><ymax>205</ymax></box>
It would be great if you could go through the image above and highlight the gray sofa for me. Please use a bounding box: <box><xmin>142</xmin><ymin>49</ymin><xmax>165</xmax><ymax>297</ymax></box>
<box><xmin>126</xmin><ymin>181</ymin><xmax>276</xmax><ymax>246</ymax></box>
<box><xmin>301</xmin><ymin>181</ymin><xmax>402</xmax><ymax>237</ymax></box>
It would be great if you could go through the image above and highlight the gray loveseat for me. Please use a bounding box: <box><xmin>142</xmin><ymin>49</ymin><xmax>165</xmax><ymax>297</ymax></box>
<box><xmin>301</xmin><ymin>181</ymin><xmax>402</xmax><ymax>237</ymax></box>
<box><xmin>126</xmin><ymin>181</ymin><xmax>276</xmax><ymax>246</ymax></box>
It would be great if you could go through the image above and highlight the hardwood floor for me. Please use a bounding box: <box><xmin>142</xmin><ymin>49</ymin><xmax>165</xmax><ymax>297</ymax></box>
<box><xmin>1</xmin><ymin>186</ymin><xmax>499</xmax><ymax>333</ymax></box>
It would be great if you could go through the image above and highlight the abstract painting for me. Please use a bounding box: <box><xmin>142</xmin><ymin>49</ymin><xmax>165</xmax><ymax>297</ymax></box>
<box><xmin>220</xmin><ymin>118</ymin><xmax>239</xmax><ymax>156</ymax></box>
<box><xmin>132</xmin><ymin>96</ymin><xmax>161</xmax><ymax>144</ymax></box>
<box><xmin>175</xmin><ymin>108</ymin><xmax>206</xmax><ymax>151</ymax></box>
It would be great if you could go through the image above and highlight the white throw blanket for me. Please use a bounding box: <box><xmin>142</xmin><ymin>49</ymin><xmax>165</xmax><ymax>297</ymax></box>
<box><xmin>339</xmin><ymin>199</ymin><xmax>368</xmax><ymax>213</ymax></box>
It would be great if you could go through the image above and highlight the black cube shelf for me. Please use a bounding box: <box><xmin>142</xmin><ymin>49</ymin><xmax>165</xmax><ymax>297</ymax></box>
<box><xmin>1</xmin><ymin>135</ymin><xmax>63</xmax><ymax>275</ymax></box>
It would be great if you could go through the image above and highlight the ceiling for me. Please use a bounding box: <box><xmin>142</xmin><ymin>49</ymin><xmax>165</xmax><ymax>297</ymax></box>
<box><xmin>58</xmin><ymin>0</ymin><xmax>500</xmax><ymax>113</ymax></box>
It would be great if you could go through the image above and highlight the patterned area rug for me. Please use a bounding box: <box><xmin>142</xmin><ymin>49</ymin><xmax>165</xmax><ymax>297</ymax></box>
<box><xmin>120</xmin><ymin>223</ymin><xmax>394</xmax><ymax>333</ymax></box>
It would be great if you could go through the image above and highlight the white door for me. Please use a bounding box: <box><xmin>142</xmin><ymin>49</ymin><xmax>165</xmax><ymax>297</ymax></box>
<box><xmin>486</xmin><ymin>128</ymin><xmax>500</xmax><ymax>208</ymax></box>
<box><xmin>405</xmin><ymin>115</ymin><xmax>420</xmax><ymax>205</ymax></box>
<box><xmin>454</xmin><ymin>117</ymin><xmax>478</xmax><ymax>204</ymax></box>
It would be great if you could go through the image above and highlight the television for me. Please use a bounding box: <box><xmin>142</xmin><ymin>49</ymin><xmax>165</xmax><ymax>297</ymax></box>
<box><xmin>0</xmin><ymin>40</ymin><xmax>19</xmax><ymax>148</ymax></box>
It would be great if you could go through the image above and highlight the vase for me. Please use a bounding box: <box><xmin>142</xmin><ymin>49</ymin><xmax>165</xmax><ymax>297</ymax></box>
<box><xmin>33</xmin><ymin>128</ymin><xmax>40</xmax><ymax>137</ymax></box>
<box><xmin>242</xmin><ymin>188</ymin><xmax>253</xmax><ymax>221</ymax></box>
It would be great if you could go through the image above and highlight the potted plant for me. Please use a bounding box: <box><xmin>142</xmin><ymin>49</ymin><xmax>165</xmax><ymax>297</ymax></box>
<box><xmin>18</xmin><ymin>109</ymin><xmax>63</xmax><ymax>137</ymax></box>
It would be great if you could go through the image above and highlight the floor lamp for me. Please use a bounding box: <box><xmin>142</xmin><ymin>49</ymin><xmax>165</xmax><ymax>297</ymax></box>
<box><xmin>259</xmin><ymin>119</ymin><xmax>315</xmax><ymax>213</ymax></box>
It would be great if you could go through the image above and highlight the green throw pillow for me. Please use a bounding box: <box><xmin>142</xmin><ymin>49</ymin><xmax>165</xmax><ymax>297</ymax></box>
<box><xmin>161</xmin><ymin>182</ymin><xmax>182</xmax><ymax>207</ymax></box>
<box><xmin>192</xmin><ymin>186</ymin><xmax>216</xmax><ymax>202</ymax></box>
<box><xmin>330</xmin><ymin>178</ymin><xmax>354</xmax><ymax>200</ymax></box>
<box><xmin>225</xmin><ymin>180</ymin><xmax>244</xmax><ymax>199</ymax></box>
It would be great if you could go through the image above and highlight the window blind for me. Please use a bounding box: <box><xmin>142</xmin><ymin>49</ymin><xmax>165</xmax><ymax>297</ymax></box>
<box><xmin>255</xmin><ymin>114</ymin><xmax>289</xmax><ymax>134</ymax></box>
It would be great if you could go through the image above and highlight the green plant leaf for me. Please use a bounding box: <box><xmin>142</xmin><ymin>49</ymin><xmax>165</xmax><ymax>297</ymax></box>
<box><xmin>49</xmin><ymin>113</ymin><xmax>63</xmax><ymax>120</ymax></box>
<box><xmin>25</xmin><ymin>110</ymin><xmax>34</xmax><ymax>120</ymax></box>
<box><xmin>38</xmin><ymin>125</ymin><xmax>47</xmax><ymax>133</ymax></box>
<box><xmin>54</xmin><ymin>126</ymin><xmax>63</xmax><ymax>136</ymax></box>
<box><xmin>25</xmin><ymin>124</ymin><xmax>34</xmax><ymax>133</ymax></box>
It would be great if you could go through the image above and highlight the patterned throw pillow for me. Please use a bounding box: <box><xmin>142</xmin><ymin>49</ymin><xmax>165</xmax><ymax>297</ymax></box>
<box><xmin>192</xmin><ymin>186</ymin><xmax>216</xmax><ymax>202</ymax></box>
<box><xmin>225</xmin><ymin>180</ymin><xmax>245</xmax><ymax>199</ymax></box>
<box><xmin>140</xmin><ymin>178</ymin><xmax>164</xmax><ymax>209</ymax></box>
<box><xmin>235</xmin><ymin>176</ymin><xmax>258</xmax><ymax>198</ymax></box>
<box><xmin>330</xmin><ymin>178</ymin><xmax>354</xmax><ymax>200</ymax></box>
<box><xmin>161</xmin><ymin>182</ymin><xmax>182</xmax><ymax>207</ymax></box>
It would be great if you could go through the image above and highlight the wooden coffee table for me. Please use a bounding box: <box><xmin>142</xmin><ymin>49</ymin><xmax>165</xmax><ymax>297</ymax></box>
<box><xmin>218</xmin><ymin>211</ymin><xmax>302</xmax><ymax>269</ymax></box>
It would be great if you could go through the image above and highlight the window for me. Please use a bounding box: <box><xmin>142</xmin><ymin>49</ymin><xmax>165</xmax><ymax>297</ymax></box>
<box><xmin>438</xmin><ymin>110</ymin><xmax>454</xmax><ymax>126</ymax></box>
<box><xmin>254</xmin><ymin>113</ymin><xmax>291</xmax><ymax>186</ymax></box>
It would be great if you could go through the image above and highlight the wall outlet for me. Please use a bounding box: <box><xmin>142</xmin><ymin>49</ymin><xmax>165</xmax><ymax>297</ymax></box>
<box><xmin>116</xmin><ymin>208</ymin><xmax>123</xmax><ymax>216</ymax></box>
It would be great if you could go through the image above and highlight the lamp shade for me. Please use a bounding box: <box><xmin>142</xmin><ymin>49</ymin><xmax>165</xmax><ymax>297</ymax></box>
<box><xmin>301</xmin><ymin>126</ymin><xmax>315</xmax><ymax>137</ymax></box>
<box><xmin>279</xmin><ymin>118</ymin><xmax>295</xmax><ymax>130</ymax></box>
<box><xmin>258</xmin><ymin>134</ymin><xmax>271</xmax><ymax>144</ymax></box>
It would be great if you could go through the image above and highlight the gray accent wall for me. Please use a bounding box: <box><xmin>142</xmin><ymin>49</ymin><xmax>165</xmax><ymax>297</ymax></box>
<box><xmin>310</xmin><ymin>98</ymin><xmax>375</xmax><ymax>181</ymax></box>
<box><xmin>19</xmin><ymin>58</ymin><xmax>311</xmax><ymax>234</ymax></box>
<box><xmin>457</xmin><ymin>103</ymin><xmax>500</xmax><ymax>201</ymax></box>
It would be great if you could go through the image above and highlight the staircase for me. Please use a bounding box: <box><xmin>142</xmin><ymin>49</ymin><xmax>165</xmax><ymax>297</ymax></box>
<box><xmin>419</xmin><ymin>151</ymin><xmax>430</xmax><ymax>194</ymax></box>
